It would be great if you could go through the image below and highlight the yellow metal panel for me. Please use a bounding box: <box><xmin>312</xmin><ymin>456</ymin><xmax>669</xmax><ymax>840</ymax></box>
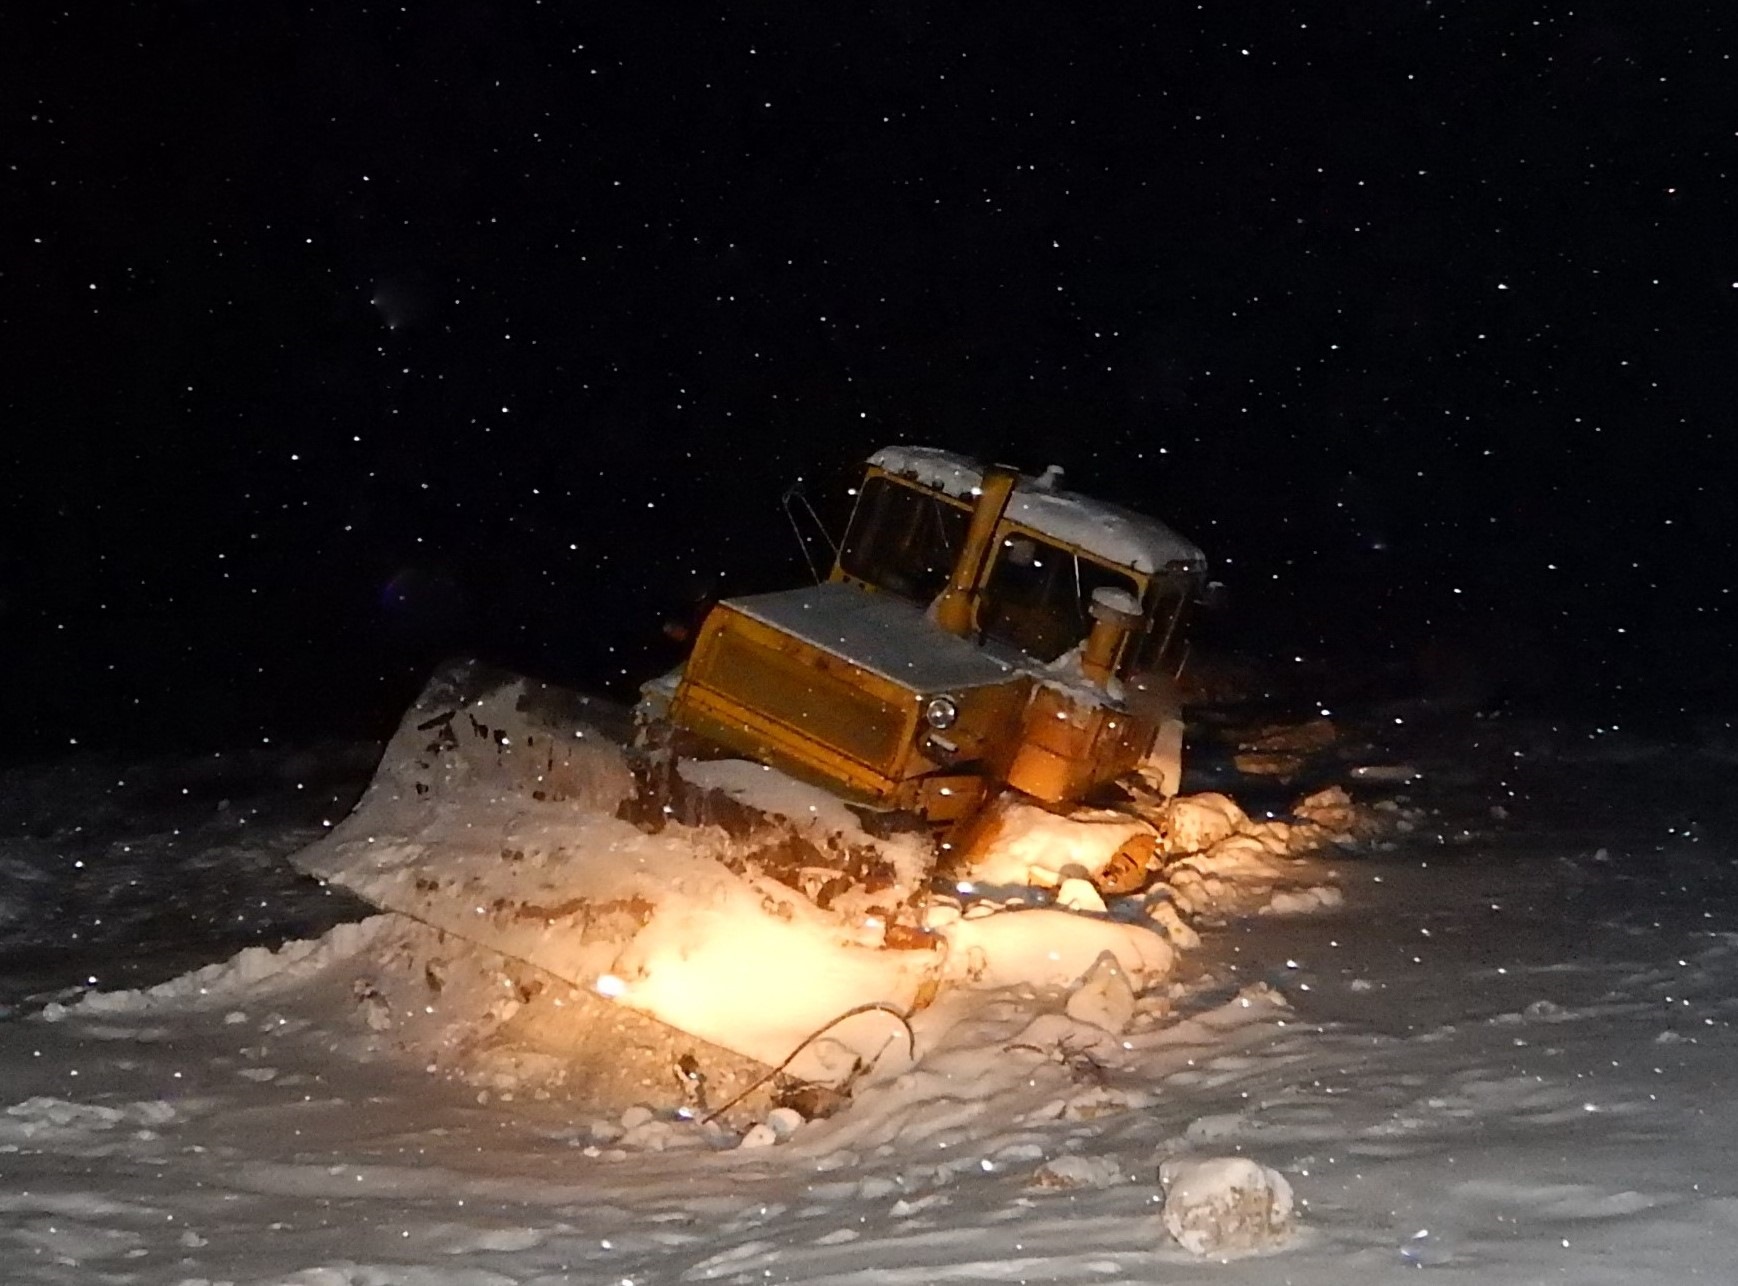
<box><xmin>1006</xmin><ymin>684</ymin><xmax>1156</xmax><ymax>804</ymax></box>
<box><xmin>706</xmin><ymin>626</ymin><xmax>907</xmax><ymax>768</ymax></box>
<box><xmin>944</xmin><ymin>675</ymin><xmax>1034</xmax><ymax>777</ymax></box>
<box><xmin>892</xmin><ymin>772</ymin><xmax>991</xmax><ymax>822</ymax></box>
<box><xmin>672</xmin><ymin>606</ymin><xmax>923</xmax><ymax>806</ymax></box>
<box><xmin>672</xmin><ymin>684</ymin><xmax>899</xmax><ymax>803</ymax></box>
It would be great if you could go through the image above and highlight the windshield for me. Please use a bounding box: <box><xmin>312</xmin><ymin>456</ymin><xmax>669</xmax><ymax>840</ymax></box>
<box><xmin>838</xmin><ymin>474</ymin><xmax>1147</xmax><ymax>666</ymax></box>
<box><xmin>838</xmin><ymin>475</ymin><xmax>971</xmax><ymax>604</ymax></box>
<box><xmin>1138</xmin><ymin>584</ymin><xmax>1192</xmax><ymax>674</ymax></box>
<box><xmin>981</xmin><ymin>533</ymin><xmax>1143</xmax><ymax>663</ymax></box>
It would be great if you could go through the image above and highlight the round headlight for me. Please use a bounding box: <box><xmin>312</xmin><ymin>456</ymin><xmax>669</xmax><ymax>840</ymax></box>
<box><xmin>924</xmin><ymin>695</ymin><xmax>959</xmax><ymax>730</ymax></box>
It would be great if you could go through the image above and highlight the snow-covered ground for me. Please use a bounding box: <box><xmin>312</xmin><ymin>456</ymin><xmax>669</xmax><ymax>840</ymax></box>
<box><xmin>4</xmin><ymin>711</ymin><xmax>1738</xmax><ymax>1283</ymax></box>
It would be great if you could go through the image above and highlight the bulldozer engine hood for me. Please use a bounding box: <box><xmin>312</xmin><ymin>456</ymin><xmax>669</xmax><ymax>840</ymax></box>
<box><xmin>728</xmin><ymin>582</ymin><xmax>1028</xmax><ymax>694</ymax></box>
<box><xmin>669</xmin><ymin>582</ymin><xmax>1041</xmax><ymax>812</ymax></box>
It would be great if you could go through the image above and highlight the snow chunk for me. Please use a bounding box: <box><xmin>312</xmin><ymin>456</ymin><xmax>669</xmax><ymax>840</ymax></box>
<box><xmin>958</xmin><ymin>797</ymin><xmax>1154</xmax><ymax>887</ymax></box>
<box><xmin>1260</xmin><ymin>885</ymin><xmax>1345</xmax><ymax>915</ymax></box>
<box><xmin>1292</xmin><ymin>785</ymin><xmax>1357</xmax><ymax>828</ymax></box>
<box><xmin>938</xmin><ymin>907</ymin><xmax>1173</xmax><ymax>990</ymax></box>
<box><xmin>1164</xmin><ymin>793</ymin><xmax>1251</xmax><ymax>854</ymax></box>
<box><xmin>1031</xmin><ymin>1153</ymin><xmax>1124</xmax><ymax>1190</ymax></box>
<box><xmin>1160</xmin><ymin>1155</ymin><xmax>1297</xmax><ymax>1257</ymax></box>
<box><xmin>1145</xmin><ymin>900</ymin><xmax>1200</xmax><ymax>950</ymax></box>
<box><xmin>737</xmin><ymin>1122</ymin><xmax>780</xmax><ymax>1149</ymax></box>
<box><xmin>1349</xmin><ymin>763</ymin><xmax>1420</xmax><ymax>783</ymax></box>
<box><xmin>1055</xmin><ymin>876</ymin><xmax>1108</xmax><ymax>913</ymax></box>
<box><xmin>2</xmin><ymin>1096</ymin><xmax>182</xmax><ymax>1144</ymax></box>
<box><xmin>1065</xmin><ymin>950</ymin><xmax>1137</xmax><ymax>1035</ymax></box>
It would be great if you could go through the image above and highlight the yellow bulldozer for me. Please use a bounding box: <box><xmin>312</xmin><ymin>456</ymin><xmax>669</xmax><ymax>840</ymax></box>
<box><xmin>292</xmin><ymin>446</ymin><xmax>1211</xmax><ymax>1089</ymax></box>
<box><xmin>650</xmin><ymin>445</ymin><xmax>1206</xmax><ymax>845</ymax></box>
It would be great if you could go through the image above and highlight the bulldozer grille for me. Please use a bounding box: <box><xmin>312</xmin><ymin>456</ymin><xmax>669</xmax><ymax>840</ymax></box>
<box><xmin>696</xmin><ymin>627</ymin><xmax>910</xmax><ymax>772</ymax></box>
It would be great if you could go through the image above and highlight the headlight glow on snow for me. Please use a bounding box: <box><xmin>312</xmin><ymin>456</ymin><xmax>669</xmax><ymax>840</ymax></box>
<box><xmin>594</xmin><ymin>974</ymin><xmax>627</xmax><ymax>998</ymax></box>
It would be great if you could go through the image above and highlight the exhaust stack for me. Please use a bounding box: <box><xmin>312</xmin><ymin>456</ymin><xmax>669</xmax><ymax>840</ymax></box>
<box><xmin>1080</xmin><ymin>586</ymin><xmax>1143</xmax><ymax>687</ymax></box>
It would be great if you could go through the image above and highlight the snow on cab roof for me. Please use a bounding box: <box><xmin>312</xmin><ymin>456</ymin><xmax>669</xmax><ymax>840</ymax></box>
<box><xmin>868</xmin><ymin>445</ymin><xmax>1207</xmax><ymax>577</ymax></box>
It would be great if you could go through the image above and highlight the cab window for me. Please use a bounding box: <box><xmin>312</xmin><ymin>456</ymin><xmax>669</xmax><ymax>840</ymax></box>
<box><xmin>981</xmin><ymin>533</ymin><xmax>1141</xmax><ymax>663</ymax></box>
<box><xmin>837</xmin><ymin>476</ymin><xmax>971</xmax><ymax>604</ymax></box>
<box><xmin>1137</xmin><ymin>586</ymin><xmax>1191</xmax><ymax>673</ymax></box>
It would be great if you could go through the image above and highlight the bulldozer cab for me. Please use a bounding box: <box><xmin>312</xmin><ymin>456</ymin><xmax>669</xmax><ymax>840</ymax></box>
<box><xmin>834</xmin><ymin>454</ymin><xmax>1197</xmax><ymax>677</ymax></box>
<box><xmin>664</xmin><ymin>447</ymin><xmax>1206</xmax><ymax>824</ymax></box>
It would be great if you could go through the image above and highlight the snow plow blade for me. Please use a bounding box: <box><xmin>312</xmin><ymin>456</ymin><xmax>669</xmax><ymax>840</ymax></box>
<box><xmin>292</xmin><ymin>659</ymin><xmax>936</xmax><ymax>1085</ymax></box>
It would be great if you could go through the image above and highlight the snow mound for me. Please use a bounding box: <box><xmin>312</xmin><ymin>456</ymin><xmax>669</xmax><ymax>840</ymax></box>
<box><xmin>938</xmin><ymin>907</ymin><xmax>1173</xmax><ymax>990</ymax></box>
<box><xmin>51</xmin><ymin>911</ymin><xmax>790</xmax><ymax>1124</ymax></box>
<box><xmin>50</xmin><ymin>917</ymin><xmax>396</xmax><ymax>1017</ymax></box>
<box><xmin>47</xmin><ymin>659</ymin><xmax>1377</xmax><ymax>1134</ymax></box>
<box><xmin>1031</xmin><ymin>1153</ymin><xmax>1124</xmax><ymax>1189</ymax></box>
<box><xmin>679</xmin><ymin>758</ymin><xmax>923</xmax><ymax>862</ymax></box>
<box><xmin>955</xmin><ymin>797</ymin><xmax>1155</xmax><ymax>888</ymax></box>
<box><xmin>288</xmin><ymin>661</ymin><xmax>939</xmax><ymax>1083</ymax></box>
<box><xmin>1064</xmin><ymin>950</ymin><xmax>1138</xmax><ymax>1034</ymax></box>
<box><xmin>1260</xmin><ymin>884</ymin><xmax>1345</xmax><ymax>915</ymax></box>
<box><xmin>1165</xmin><ymin>792</ymin><xmax>1252</xmax><ymax>854</ymax></box>
<box><xmin>957</xmin><ymin>783</ymin><xmax>1361</xmax><ymax>933</ymax></box>
<box><xmin>279</xmin><ymin>660</ymin><xmax>1218</xmax><ymax>1095</ymax></box>
<box><xmin>1160</xmin><ymin>1154</ymin><xmax>1297</xmax><ymax>1257</ymax></box>
<box><xmin>2</xmin><ymin>1095</ymin><xmax>184</xmax><ymax>1145</ymax></box>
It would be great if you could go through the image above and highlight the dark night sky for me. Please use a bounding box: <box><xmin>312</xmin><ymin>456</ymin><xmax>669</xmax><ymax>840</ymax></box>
<box><xmin>4</xmin><ymin>2</ymin><xmax>1733</xmax><ymax>757</ymax></box>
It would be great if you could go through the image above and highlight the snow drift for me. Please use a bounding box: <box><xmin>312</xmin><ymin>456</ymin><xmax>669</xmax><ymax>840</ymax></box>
<box><xmin>280</xmin><ymin>659</ymin><xmax>1364</xmax><ymax>1113</ymax></box>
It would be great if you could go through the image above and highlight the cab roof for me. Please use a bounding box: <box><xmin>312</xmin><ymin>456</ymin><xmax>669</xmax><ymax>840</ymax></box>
<box><xmin>868</xmin><ymin>445</ymin><xmax>1207</xmax><ymax>577</ymax></box>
